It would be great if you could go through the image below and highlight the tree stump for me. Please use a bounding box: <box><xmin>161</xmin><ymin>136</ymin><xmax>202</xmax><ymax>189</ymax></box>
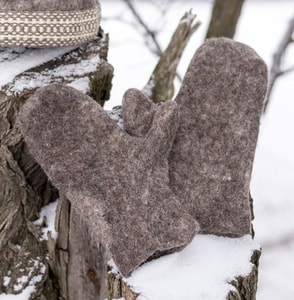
<box><xmin>108</xmin><ymin>236</ymin><xmax>261</xmax><ymax>300</ymax></box>
<box><xmin>0</xmin><ymin>30</ymin><xmax>113</xmax><ymax>299</ymax></box>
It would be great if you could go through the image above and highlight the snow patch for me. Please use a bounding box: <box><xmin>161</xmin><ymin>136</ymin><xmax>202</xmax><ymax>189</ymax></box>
<box><xmin>0</xmin><ymin>285</ymin><xmax>36</xmax><ymax>300</ymax></box>
<box><xmin>8</xmin><ymin>56</ymin><xmax>100</xmax><ymax>95</ymax></box>
<box><xmin>68</xmin><ymin>77</ymin><xmax>91</xmax><ymax>94</ymax></box>
<box><xmin>34</xmin><ymin>201</ymin><xmax>58</xmax><ymax>240</ymax></box>
<box><xmin>107</xmin><ymin>107</ymin><xmax>125</xmax><ymax>129</ymax></box>
<box><xmin>0</xmin><ymin>46</ymin><xmax>75</xmax><ymax>89</ymax></box>
<box><xmin>110</xmin><ymin>234</ymin><xmax>259</xmax><ymax>300</ymax></box>
<box><xmin>2</xmin><ymin>276</ymin><xmax>11</xmax><ymax>287</ymax></box>
<box><xmin>0</xmin><ymin>257</ymin><xmax>46</xmax><ymax>300</ymax></box>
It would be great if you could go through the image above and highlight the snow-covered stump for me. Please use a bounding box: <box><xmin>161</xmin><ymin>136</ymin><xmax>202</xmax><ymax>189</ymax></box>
<box><xmin>108</xmin><ymin>236</ymin><xmax>261</xmax><ymax>300</ymax></box>
<box><xmin>0</xmin><ymin>31</ymin><xmax>113</xmax><ymax>299</ymax></box>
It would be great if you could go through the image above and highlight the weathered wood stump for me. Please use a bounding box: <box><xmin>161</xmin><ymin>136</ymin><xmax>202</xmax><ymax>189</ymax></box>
<box><xmin>0</xmin><ymin>30</ymin><xmax>113</xmax><ymax>299</ymax></box>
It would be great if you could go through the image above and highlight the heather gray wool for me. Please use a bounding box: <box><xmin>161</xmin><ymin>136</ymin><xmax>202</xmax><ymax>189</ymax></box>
<box><xmin>122</xmin><ymin>38</ymin><xmax>268</xmax><ymax>237</ymax></box>
<box><xmin>18</xmin><ymin>84</ymin><xmax>199</xmax><ymax>277</ymax></box>
<box><xmin>122</xmin><ymin>89</ymin><xmax>157</xmax><ymax>137</ymax></box>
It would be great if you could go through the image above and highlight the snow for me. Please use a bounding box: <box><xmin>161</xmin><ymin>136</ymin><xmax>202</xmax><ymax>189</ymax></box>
<box><xmin>0</xmin><ymin>46</ymin><xmax>75</xmax><ymax>89</ymax></box>
<box><xmin>107</xmin><ymin>107</ymin><xmax>125</xmax><ymax>129</ymax></box>
<box><xmin>7</xmin><ymin>56</ymin><xmax>100</xmax><ymax>95</ymax></box>
<box><xmin>0</xmin><ymin>257</ymin><xmax>46</xmax><ymax>300</ymax></box>
<box><xmin>33</xmin><ymin>201</ymin><xmax>58</xmax><ymax>240</ymax></box>
<box><xmin>0</xmin><ymin>286</ymin><xmax>36</xmax><ymax>300</ymax></box>
<box><xmin>68</xmin><ymin>77</ymin><xmax>91</xmax><ymax>94</ymax></box>
<box><xmin>1</xmin><ymin>202</ymin><xmax>53</xmax><ymax>299</ymax></box>
<box><xmin>110</xmin><ymin>235</ymin><xmax>259</xmax><ymax>300</ymax></box>
<box><xmin>1</xmin><ymin>0</ymin><xmax>294</xmax><ymax>299</ymax></box>
<box><xmin>3</xmin><ymin>276</ymin><xmax>11</xmax><ymax>287</ymax></box>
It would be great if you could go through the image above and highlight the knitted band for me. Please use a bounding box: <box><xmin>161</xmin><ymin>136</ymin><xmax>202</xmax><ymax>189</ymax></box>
<box><xmin>0</xmin><ymin>6</ymin><xmax>101</xmax><ymax>47</ymax></box>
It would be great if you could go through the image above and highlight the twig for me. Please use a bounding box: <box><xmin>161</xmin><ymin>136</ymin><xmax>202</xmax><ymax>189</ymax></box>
<box><xmin>264</xmin><ymin>16</ymin><xmax>294</xmax><ymax>112</ymax></box>
<box><xmin>122</xmin><ymin>0</ymin><xmax>163</xmax><ymax>56</ymax></box>
<box><xmin>279</xmin><ymin>65</ymin><xmax>294</xmax><ymax>76</ymax></box>
<box><xmin>120</xmin><ymin>1</ymin><xmax>201</xmax><ymax>102</ymax></box>
<box><xmin>143</xmin><ymin>10</ymin><xmax>201</xmax><ymax>103</ymax></box>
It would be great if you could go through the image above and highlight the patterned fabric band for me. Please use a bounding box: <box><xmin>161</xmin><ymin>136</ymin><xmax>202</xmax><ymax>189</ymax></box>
<box><xmin>0</xmin><ymin>6</ymin><xmax>101</xmax><ymax>47</ymax></box>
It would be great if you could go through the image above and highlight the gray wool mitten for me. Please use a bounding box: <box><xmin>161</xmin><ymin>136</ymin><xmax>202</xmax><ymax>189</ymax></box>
<box><xmin>0</xmin><ymin>0</ymin><xmax>100</xmax><ymax>47</ymax></box>
<box><xmin>18</xmin><ymin>84</ymin><xmax>199</xmax><ymax>277</ymax></box>
<box><xmin>122</xmin><ymin>37</ymin><xmax>268</xmax><ymax>237</ymax></box>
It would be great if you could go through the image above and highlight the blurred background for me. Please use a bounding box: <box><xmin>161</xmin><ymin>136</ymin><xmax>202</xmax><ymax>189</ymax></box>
<box><xmin>99</xmin><ymin>0</ymin><xmax>294</xmax><ymax>299</ymax></box>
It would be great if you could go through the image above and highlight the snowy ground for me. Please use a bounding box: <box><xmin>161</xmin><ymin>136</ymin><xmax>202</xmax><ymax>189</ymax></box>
<box><xmin>100</xmin><ymin>0</ymin><xmax>294</xmax><ymax>299</ymax></box>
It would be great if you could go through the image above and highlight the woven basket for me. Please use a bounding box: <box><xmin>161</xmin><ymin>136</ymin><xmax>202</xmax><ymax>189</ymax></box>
<box><xmin>0</xmin><ymin>1</ymin><xmax>101</xmax><ymax>47</ymax></box>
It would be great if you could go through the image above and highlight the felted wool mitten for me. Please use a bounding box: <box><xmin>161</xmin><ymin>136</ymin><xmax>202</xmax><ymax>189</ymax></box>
<box><xmin>18</xmin><ymin>84</ymin><xmax>199</xmax><ymax>277</ymax></box>
<box><xmin>122</xmin><ymin>38</ymin><xmax>268</xmax><ymax>238</ymax></box>
<box><xmin>0</xmin><ymin>0</ymin><xmax>101</xmax><ymax>47</ymax></box>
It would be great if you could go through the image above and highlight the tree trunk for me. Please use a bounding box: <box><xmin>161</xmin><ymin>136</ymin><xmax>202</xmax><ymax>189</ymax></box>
<box><xmin>49</xmin><ymin>196</ymin><xmax>107</xmax><ymax>300</ymax></box>
<box><xmin>206</xmin><ymin>0</ymin><xmax>245</xmax><ymax>39</ymax></box>
<box><xmin>0</xmin><ymin>30</ymin><xmax>113</xmax><ymax>299</ymax></box>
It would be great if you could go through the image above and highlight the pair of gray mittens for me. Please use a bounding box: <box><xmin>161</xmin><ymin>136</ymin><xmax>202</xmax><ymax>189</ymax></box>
<box><xmin>18</xmin><ymin>38</ymin><xmax>268</xmax><ymax>277</ymax></box>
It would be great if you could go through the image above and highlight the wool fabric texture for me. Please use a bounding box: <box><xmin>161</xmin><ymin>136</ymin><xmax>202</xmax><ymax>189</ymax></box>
<box><xmin>123</xmin><ymin>38</ymin><xmax>268</xmax><ymax>237</ymax></box>
<box><xmin>18</xmin><ymin>84</ymin><xmax>199</xmax><ymax>277</ymax></box>
<box><xmin>18</xmin><ymin>37</ymin><xmax>268</xmax><ymax>276</ymax></box>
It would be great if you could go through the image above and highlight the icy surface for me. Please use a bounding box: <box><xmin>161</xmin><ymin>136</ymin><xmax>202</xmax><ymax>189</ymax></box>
<box><xmin>110</xmin><ymin>235</ymin><xmax>259</xmax><ymax>300</ymax></box>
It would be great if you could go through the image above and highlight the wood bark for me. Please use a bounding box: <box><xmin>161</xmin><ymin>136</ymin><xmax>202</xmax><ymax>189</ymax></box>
<box><xmin>206</xmin><ymin>0</ymin><xmax>245</xmax><ymax>39</ymax></box>
<box><xmin>143</xmin><ymin>11</ymin><xmax>200</xmax><ymax>103</ymax></box>
<box><xmin>49</xmin><ymin>196</ymin><xmax>107</xmax><ymax>300</ymax></box>
<box><xmin>0</xmin><ymin>30</ymin><xmax>113</xmax><ymax>299</ymax></box>
<box><xmin>227</xmin><ymin>250</ymin><xmax>261</xmax><ymax>300</ymax></box>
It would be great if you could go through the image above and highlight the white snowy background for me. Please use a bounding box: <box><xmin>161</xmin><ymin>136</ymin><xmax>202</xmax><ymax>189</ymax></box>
<box><xmin>100</xmin><ymin>0</ymin><xmax>294</xmax><ymax>299</ymax></box>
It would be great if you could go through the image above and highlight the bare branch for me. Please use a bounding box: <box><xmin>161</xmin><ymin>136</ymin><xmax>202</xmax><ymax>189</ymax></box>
<box><xmin>122</xmin><ymin>0</ymin><xmax>163</xmax><ymax>56</ymax></box>
<box><xmin>279</xmin><ymin>65</ymin><xmax>294</xmax><ymax>76</ymax></box>
<box><xmin>143</xmin><ymin>10</ymin><xmax>201</xmax><ymax>103</ymax></box>
<box><xmin>119</xmin><ymin>1</ymin><xmax>201</xmax><ymax>102</ymax></box>
<box><xmin>264</xmin><ymin>16</ymin><xmax>294</xmax><ymax>112</ymax></box>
